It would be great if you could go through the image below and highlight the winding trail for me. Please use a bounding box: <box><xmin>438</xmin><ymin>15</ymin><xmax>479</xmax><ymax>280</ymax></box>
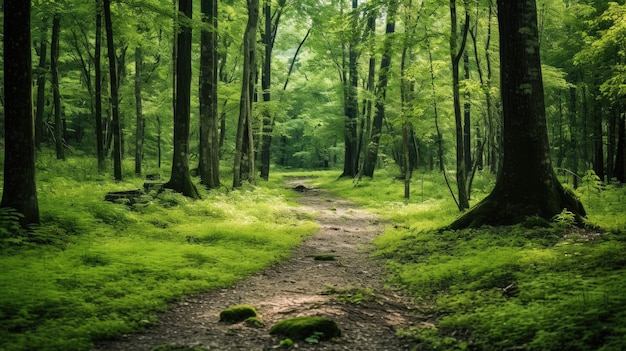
<box><xmin>96</xmin><ymin>180</ymin><xmax>420</xmax><ymax>350</ymax></box>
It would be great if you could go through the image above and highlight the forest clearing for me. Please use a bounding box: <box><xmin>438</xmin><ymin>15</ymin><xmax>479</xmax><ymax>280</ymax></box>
<box><xmin>2</xmin><ymin>0</ymin><xmax>626</xmax><ymax>350</ymax></box>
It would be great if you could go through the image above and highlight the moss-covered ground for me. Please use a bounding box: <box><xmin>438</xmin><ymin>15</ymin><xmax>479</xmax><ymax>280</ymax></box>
<box><xmin>310</xmin><ymin>168</ymin><xmax>626</xmax><ymax>351</ymax></box>
<box><xmin>0</xmin><ymin>156</ymin><xmax>317</xmax><ymax>351</ymax></box>
<box><xmin>2</xmin><ymin>157</ymin><xmax>625</xmax><ymax>351</ymax></box>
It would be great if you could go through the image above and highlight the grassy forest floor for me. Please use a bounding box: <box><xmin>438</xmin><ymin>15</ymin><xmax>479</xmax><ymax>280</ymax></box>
<box><xmin>1</xmin><ymin>157</ymin><xmax>626</xmax><ymax>350</ymax></box>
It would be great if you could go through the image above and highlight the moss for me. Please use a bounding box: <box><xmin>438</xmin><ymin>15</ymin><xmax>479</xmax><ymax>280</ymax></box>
<box><xmin>522</xmin><ymin>215</ymin><xmax>552</xmax><ymax>228</ymax></box>
<box><xmin>244</xmin><ymin>316</ymin><xmax>265</xmax><ymax>328</ymax></box>
<box><xmin>151</xmin><ymin>344</ymin><xmax>209</xmax><ymax>351</ymax></box>
<box><xmin>270</xmin><ymin>316</ymin><xmax>341</xmax><ymax>341</ymax></box>
<box><xmin>219</xmin><ymin>305</ymin><xmax>258</xmax><ymax>323</ymax></box>
<box><xmin>313</xmin><ymin>254</ymin><xmax>336</xmax><ymax>261</ymax></box>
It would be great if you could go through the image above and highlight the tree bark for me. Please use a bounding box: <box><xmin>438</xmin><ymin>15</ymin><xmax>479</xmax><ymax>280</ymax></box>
<box><xmin>614</xmin><ymin>115</ymin><xmax>625</xmax><ymax>183</ymax></box>
<box><xmin>199</xmin><ymin>0</ymin><xmax>221</xmax><ymax>189</ymax></box>
<box><xmin>95</xmin><ymin>0</ymin><xmax>105</xmax><ymax>171</ymax></box>
<box><xmin>463</xmin><ymin>51</ymin><xmax>472</xmax><ymax>174</ymax></box>
<box><xmin>134</xmin><ymin>46</ymin><xmax>144</xmax><ymax>175</ymax></box>
<box><xmin>592</xmin><ymin>99</ymin><xmax>605</xmax><ymax>181</ymax></box>
<box><xmin>340</xmin><ymin>0</ymin><xmax>360</xmax><ymax>178</ymax></box>
<box><xmin>362</xmin><ymin>0</ymin><xmax>398</xmax><ymax>178</ymax></box>
<box><xmin>103</xmin><ymin>0</ymin><xmax>123</xmax><ymax>181</ymax></box>
<box><xmin>35</xmin><ymin>26</ymin><xmax>47</xmax><ymax>150</ymax></box>
<box><xmin>233</xmin><ymin>0</ymin><xmax>259</xmax><ymax>188</ymax></box>
<box><xmin>51</xmin><ymin>14</ymin><xmax>65</xmax><ymax>160</ymax></box>
<box><xmin>449</xmin><ymin>0</ymin><xmax>470</xmax><ymax>210</ymax></box>
<box><xmin>259</xmin><ymin>0</ymin><xmax>274</xmax><ymax>181</ymax></box>
<box><xmin>1</xmin><ymin>0</ymin><xmax>40</xmax><ymax>226</ymax></box>
<box><xmin>165</xmin><ymin>0</ymin><xmax>200</xmax><ymax>198</ymax></box>
<box><xmin>450</xmin><ymin>0</ymin><xmax>586</xmax><ymax>229</ymax></box>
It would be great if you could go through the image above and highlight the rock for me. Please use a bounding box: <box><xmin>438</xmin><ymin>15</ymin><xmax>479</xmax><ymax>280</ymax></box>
<box><xmin>219</xmin><ymin>305</ymin><xmax>258</xmax><ymax>324</ymax></box>
<box><xmin>270</xmin><ymin>316</ymin><xmax>341</xmax><ymax>341</ymax></box>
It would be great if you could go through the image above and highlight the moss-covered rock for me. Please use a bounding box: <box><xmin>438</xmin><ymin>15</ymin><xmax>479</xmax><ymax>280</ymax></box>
<box><xmin>270</xmin><ymin>316</ymin><xmax>341</xmax><ymax>341</ymax></box>
<box><xmin>244</xmin><ymin>316</ymin><xmax>265</xmax><ymax>328</ymax></box>
<box><xmin>219</xmin><ymin>304</ymin><xmax>258</xmax><ymax>323</ymax></box>
<box><xmin>151</xmin><ymin>344</ymin><xmax>209</xmax><ymax>351</ymax></box>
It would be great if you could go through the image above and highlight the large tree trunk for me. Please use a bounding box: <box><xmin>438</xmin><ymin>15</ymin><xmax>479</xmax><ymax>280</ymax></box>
<box><xmin>103</xmin><ymin>0</ymin><xmax>123</xmax><ymax>181</ymax></box>
<box><xmin>450</xmin><ymin>0</ymin><xmax>586</xmax><ymax>229</ymax></box>
<box><xmin>1</xmin><ymin>0</ymin><xmax>40</xmax><ymax>227</ymax></box>
<box><xmin>165</xmin><ymin>0</ymin><xmax>200</xmax><ymax>198</ymax></box>
<box><xmin>361</xmin><ymin>0</ymin><xmax>398</xmax><ymax>178</ymax></box>
<box><xmin>340</xmin><ymin>0</ymin><xmax>360</xmax><ymax>178</ymax></box>
<box><xmin>95</xmin><ymin>0</ymin><xmax>105</xmax><ymax>171</ymax></box>
<box><xmin>51</xmin><ymin>14</ymin><xmax>65</xmax><ymax>160</ymax></box>
<box><xmin>199</xmin><ymin>0</ymin><xmax>220</xmax><ymax>189</ymax></box>
<box><xmin>233</xmin><ymin>0</ymin><xmax>259</xmax><ymax>188</ymax></box>
<box><xmin>134</xmin><ymin>46</ymin><xmax>144</xmax><ymax>175</ymax></box>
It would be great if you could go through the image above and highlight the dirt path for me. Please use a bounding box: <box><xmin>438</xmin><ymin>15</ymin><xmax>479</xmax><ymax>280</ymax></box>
<box><xmin>95</xmin><ymin>180</ymin><xmax>420</xmax><ymax>351</ymax></box>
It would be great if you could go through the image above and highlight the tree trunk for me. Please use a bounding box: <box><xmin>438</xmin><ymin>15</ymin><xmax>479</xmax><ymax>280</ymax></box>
<box><xmin>35</xmin><ymin>26</ymin><xmax>47</xmax><ymax>150</ymax></box>
<box><xmin>233</xmin><ymin>0</ymin><xmax>259</xmax><ymax>188</ymax></box>
<box><xmin>592</xmin><ymin>99</ymin><xmax>605</xmax><ymax>181</ymax></box>
<box><xmin>199</xmin><ymin>0</ymin><xmax>221</xmax><ymax>189</ymax></box>
<box><xmin>362</xmin><ymin>0</ymin><xmax>398</xmax><ymax>178</ymax></box>
<box><xmin>51</xmin><ymin>14</ymin><xmax>65</xmax><ymax>160</ymax></box>
<box><xmin>259</xmin><ymin>0</ymin><xmax>274</xmax><ymax>181</ymax></box>
<box><xmin>340</xmin><ymin>0</ymin><xmax>359</xmax><ymax>178</ymax></box>
<box><xmin>463</xmin><ymin>51</ymin><xmax>472</xmax><ymax>174</ymax></box>
<box><xmin>95</xmin><ymin>0</ymin><xmax>105</xmax><ymax>171</ymax></box>
<box><xmin>165</xmin><ymin>0</ymin><xmax>200</xmax><ymax>198</ymax></box>
<box><xmin>615</xmin><ymin>115</ymin><xmax>625</xmax><ymax>183</ymax></box>
<box><xmin>1</xmin><ymin>0</ymin><xmax>40</xmax><ymax>227</ymax></box>
<box><xmin>357</xmin><ymin>10</ymin><xmax>377</xmax><ymax>174</ymax></box>
<box><xmin>134</xmin><ymin>46</ymin><xmax>144</xmax><ymax>175</ymax></box>
<box><xmin>449</xmin><ymin>0</ymin><xmax>470</xmax><ymax>210</ymax></box>
<box><xmin>103</xmin><ymin>0</ymin><xmax>123</xmax><ymax>181</ymax></box>
<box><xmin>450</xmin><ymin>0</ymin><xmax>586</xmax><ymax>229</ymax></box>
<box><xmin>567</xmin><ymin>86</ymin><xmax>579</xmax><ymax>176</ymax></box>
<box><xmin>607</xmin><ymin>106</ymin><xmax>617</xmax><ymax>181</ymax></box>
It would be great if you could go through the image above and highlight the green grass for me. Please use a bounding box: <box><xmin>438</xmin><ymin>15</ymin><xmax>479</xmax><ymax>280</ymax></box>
<box><xmin>2</xmin><ymin>156</ymin><xmax>626</xmax><ymax>351</ymax></box>
<box><xmin>0</xmin><ymin>155</ymin><xmax>318</xmax><ymax>351</ymax></box>
<box><xmin>310</xmin><ymin>168</ymin><xmax>626</xmax><ymax>351</ymax></box>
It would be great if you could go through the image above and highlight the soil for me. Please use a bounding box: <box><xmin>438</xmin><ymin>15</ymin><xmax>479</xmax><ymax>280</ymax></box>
<box><xmin>95</xmin><ymin>179</ymin><xmax>421</xmax><ymax>351</ymax></box>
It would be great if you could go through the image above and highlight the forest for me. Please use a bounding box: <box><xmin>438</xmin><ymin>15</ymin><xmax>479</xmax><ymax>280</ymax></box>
<box><xmin>1</xmin><ymin>0</ymin><xmax>626</xmax><ymax>350</ymax></box>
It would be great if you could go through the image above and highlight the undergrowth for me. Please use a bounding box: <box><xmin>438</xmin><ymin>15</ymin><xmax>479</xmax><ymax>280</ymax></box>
<box><xmin>0</xmin><ymin>155</ymin><xmax>317</xmax><ymax>351</ymax></box>
<box><xmin>311</xmin><ymin>168</ymin><xmax>626</xmax><ymax>351</ymax></box>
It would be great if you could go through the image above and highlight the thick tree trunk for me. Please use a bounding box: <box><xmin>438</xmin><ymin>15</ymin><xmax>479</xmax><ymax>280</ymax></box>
<box><xmin>450</xmin><ymin>0</ymin><xmax>586</xmax><ymax>229</ymax></box>
<box><xmin>103</xmin><ymin>0</ymin><xmax>123</xmax><ymax>181</ymax></box>
<box><xmin>165</xmin><ymin>0</ymin><xmax>200</xmax><ymax>198</ymax></box>
<box><xmin>51</xmin><ymin>14</ymin><xmax>65</xmax><ymax>160</ymax></box>
<box><xmin>362</xmin><ymin>0</ymin><xmax>398</xmax><ymax>178</ymax></box>
<box><xmin>199</xmin><ymin>0</ymin><xmax>220</xmax><ymax>189</ymax></box>
<box><xmin>1</xmin><ymin>0</ymin><xmax>40</xmax><ymax>226</ymax></box>
<box><xmin>95</xmin><ymin>0</ymin><xmax>105</xmax><ymax>171</ymax></box>
<box><xmin>134</xmin><ymin>47</ymin><xmax>143</xmax><ymax>175</ymax></box>
<box><xmin>233</xmin><ymin>0</ymin><xmax>259</xmax><ymax>188</ymax></box>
